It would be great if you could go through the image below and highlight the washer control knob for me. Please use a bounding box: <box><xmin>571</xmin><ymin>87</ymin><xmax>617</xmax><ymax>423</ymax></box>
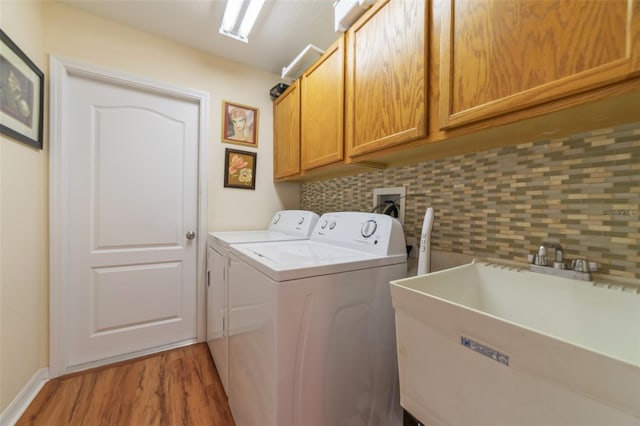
<box><xmin>298</xmin><ymin>217</ymin><xmax>305</xmax><ymax>225</ymax></box>
<box><xmin>329</xmin><ymin>221</ymin><xmax>337</xmax><ymax>230</ymax></box>
<box><xmin>273</xmin><ymin>213</ymin><xmax>281</xmax><ymax>224</ymax></box>
<box><xmin>320</xmin><ymin>220</ymin><xmax>328</xmax><ymax>229</ymax></box>
<box><xmin>361</xmin><ymin>220</ymin><xmax>377</xmax><ymax>238</ymax></box>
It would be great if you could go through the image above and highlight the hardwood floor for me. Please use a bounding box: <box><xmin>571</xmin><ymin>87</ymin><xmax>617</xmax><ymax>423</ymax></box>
<box><xmin>17</xmin><ymin>343</ymin><xmax>235</xmax><ymax>426</ymax></box>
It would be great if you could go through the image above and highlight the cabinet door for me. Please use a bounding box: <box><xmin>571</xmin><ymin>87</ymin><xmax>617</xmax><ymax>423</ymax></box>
<box><xmin>301</xmin><ymin>37</ymin><xmax>345</xmax><ymax>170</ymax></box>
<box><xmin>346</xmin><ymin>0</ymin><xmax>428</xmax><ymax>158</ymax></box>
<box><xmin>273</xmin><ymin>81</ymin><xmax>300</xmax><ymax>179</ymax></box>
<box><xmin>439</xmin><ymin>0</ymin><xmax>640</xmax><ymax>129</ymax></box>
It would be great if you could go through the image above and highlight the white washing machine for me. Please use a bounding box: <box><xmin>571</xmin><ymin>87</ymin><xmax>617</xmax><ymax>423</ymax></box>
<box><xmin>227</xmin><ymin>212</ymin><xmax>407</xmax><ymax>426</ymax></box>
<box><xmin>206</xmin><ymin>210</ymin><xmax>319</xmax><ymax>395</ymax></box>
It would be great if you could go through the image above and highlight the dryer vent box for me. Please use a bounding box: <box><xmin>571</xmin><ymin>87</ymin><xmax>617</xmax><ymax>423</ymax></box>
<box><xmin>372</xmin><ymin>187</ymin><xmax>406</xmax><ymax>224</ymax></box>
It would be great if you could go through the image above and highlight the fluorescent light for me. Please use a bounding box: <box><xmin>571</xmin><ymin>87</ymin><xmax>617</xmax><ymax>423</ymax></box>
<box><xmin>219</xmin><ymin>0</ymin><xmax>265</xmax><ymax>43</ymax></box>
<box><xmin>238</xmin><ymin>0</ymin><xmax>266</xmax><ymax>38</ymax></box>
<box><xmin>221</xmin><ymin>0</ymin><xmax>243</xmax><ymax>33</ymax></box>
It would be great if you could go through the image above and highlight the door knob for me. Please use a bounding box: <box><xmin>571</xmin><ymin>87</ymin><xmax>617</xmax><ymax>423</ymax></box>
<box><xmin>186</xmin><ymin>230</ymin><xmax>196</xmax><ymax>240</ymax></box>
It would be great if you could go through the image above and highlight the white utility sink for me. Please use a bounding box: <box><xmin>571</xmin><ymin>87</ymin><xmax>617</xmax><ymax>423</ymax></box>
<box><xmin>390</xmin><ymin>261</ymin><xmax>640</xmax><ymax>426</ymax></box>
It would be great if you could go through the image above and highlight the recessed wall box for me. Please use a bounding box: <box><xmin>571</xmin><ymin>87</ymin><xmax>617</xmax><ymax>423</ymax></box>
<box><xmin>372</xmin><ymin>187</ymin><xmax>406</xmax><ymax>224</ymax></box>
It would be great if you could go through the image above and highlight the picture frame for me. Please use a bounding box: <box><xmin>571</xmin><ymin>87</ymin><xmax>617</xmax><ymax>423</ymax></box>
<box><xmin>0</xmin><ymin>29</ymin><xmax>44</xmax><ymax>149</ymax></box>
<box><xmin>224</xmin><ymin>148</ymin><xmax>257</xmax><ymax>190</ymax></box>
<box><xmin>221</xmin><ymin>100</ymin><xmax>259</xmax><ymax>147</ymax></box>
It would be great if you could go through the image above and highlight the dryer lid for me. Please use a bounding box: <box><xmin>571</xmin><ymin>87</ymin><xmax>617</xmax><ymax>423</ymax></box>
<box><xmin>208</xmin><ymin>230</ymin><xmax>306</xmax><ymax>247</ymax></box>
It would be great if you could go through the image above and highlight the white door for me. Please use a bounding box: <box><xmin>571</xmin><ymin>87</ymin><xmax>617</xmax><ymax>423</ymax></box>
<box><xmin>50</xmin><ymin>59</ymin><xmax>207</xmax><ymax>374</ymax></box>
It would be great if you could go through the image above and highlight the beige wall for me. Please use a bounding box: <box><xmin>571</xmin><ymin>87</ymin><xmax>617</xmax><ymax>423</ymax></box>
<box><xmin>0</xmin><ymin>0</ymin><xmax>48</xmax><ymax>412</ymax></box>
<box><xmin>1</xmin><ymin>0</ymin><xmax>301</xmax><ymax>412</ymax></box>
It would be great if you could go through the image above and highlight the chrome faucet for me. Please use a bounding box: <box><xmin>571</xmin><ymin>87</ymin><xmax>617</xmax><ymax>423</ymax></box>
<box><xmin>533</xmin><ymin>242</ymin><xmax>564</xmax><ymax>267</ymax></box>
<box><xmin>528</xmin><ymin>241</ymin><xmax>594</xmax><ymax>281</ymax></box>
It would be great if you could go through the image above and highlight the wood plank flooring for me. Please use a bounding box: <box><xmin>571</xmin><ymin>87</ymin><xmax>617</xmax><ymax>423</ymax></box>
<box><xmin>17</xmin><ymin>343</ymin><xmax>235</xmax><ymax>426</ymax></box>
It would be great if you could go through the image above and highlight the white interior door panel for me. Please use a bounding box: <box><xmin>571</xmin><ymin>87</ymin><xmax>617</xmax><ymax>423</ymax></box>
<box><xmin>50</xmin><ymin>59</ymin><xmax>207</xmax><ymax>373</ymax></box>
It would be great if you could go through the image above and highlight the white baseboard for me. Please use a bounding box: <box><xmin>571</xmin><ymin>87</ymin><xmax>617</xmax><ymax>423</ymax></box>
<box><xmin>0</xmin><ymin>368</ymin><xmax>49</xmax><ymax>426</ymax></box>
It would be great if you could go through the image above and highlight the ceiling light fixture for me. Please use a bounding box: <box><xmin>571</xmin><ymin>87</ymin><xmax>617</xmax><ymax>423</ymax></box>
<box><xmin>219</xmin><ymin>0</ymin><xmax>266</xmax><ymax>43</ymax></box>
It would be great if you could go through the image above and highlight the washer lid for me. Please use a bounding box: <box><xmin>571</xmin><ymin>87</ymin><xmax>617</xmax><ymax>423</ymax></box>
<box><xmin>231</xmin><ymin>240</ymin><xmax>407</xmax><ymax>281</ymax></box>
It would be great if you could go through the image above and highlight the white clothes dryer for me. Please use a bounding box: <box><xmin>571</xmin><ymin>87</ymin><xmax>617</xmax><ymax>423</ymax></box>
<box><xmin>206</xmin><ymin>210</ymin><xmax>319</xmax><ymax>395</ymax></box>
<box><xmin>227</xmin><ymin>212</ymin><xmax>407</xmax><ymax>426</ymax></box>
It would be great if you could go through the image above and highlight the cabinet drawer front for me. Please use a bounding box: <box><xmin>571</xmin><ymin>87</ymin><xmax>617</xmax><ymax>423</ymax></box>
<box><xmin>440</xmin><ymin>0</ymin><xmax>640</xmax><ymax>129</ymax></box>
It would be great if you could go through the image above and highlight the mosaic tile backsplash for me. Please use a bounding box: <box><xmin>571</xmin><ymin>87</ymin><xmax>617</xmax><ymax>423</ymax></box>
<box><xmin>301</xmin><ymin>122</ymin><xmax>640</xmax><ymax>280</ymax></box>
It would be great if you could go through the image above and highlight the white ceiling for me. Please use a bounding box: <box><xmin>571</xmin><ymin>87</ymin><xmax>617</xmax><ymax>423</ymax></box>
<box><xmin>63</xmin><ymin>0</ymin><xmax>341</xmax><ymax>78</ymax></box>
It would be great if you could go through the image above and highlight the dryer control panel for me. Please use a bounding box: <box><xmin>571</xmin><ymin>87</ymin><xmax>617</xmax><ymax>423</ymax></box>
<box><xmin>268</xmin><ymin>210</ymin><xmax>320</xmax><ymax>237</ymax></box>
<box><xmin>311</xmin><ymin>212</ymin><xmax>406</xmax><ymax>256</ymax></box>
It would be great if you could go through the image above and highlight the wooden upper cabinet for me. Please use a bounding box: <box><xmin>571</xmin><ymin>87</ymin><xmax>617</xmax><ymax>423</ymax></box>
<box><xmin>301</xmin><ymin>37</ymin><xmax>345</xmax><ymax>171</ymax></box>
<box><xmin>345</xmin><ymin>0</ymin><xmax>428</xmax><ymax>159</ymax></box>
<box><xmin>273</xmin><ymin>81</ymin><xmax>300</xmax><ymax>179</ymax></box>
<box><xmin>439</xmin><ymin>0</ymin><xmax>640</xmax><ymax>129</ymax></box>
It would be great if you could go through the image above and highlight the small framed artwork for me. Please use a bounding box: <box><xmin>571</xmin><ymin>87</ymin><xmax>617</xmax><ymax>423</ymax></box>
<box><xmin>222</xmin><ymin>100</ymin><xmax>259</xmax><ymax>147</ymax></box>
<box><xmin>224</xmin><ymin>148</ymin><xmax>257</xmax><ymax>190</ymax></box>
<box><xmin>0</xmin><ymin>29</ymin><xmax>44</xmax><ymax>149</ymax></box>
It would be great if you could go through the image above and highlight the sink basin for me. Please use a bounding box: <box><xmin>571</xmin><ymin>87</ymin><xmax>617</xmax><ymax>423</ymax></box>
<box><xmin>390</xmin><ymin>261</ymin><xmax>640</xmax><ymax>426</ymax></box>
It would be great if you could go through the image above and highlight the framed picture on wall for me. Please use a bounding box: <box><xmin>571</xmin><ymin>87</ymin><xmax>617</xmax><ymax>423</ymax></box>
<box><xmin>0</xmin><ymin>29</ymin><xmax>44</xmax><ymax>149</ymax></box>
<box><xmin>224</xmin><ymin>148</ymin><xmax>257</xmax><ymax>190</ymax></box>
<box><xmin>221</xmin><ymin>100</ymin><xmax>259</xmax><ymax>147</ymax></box>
